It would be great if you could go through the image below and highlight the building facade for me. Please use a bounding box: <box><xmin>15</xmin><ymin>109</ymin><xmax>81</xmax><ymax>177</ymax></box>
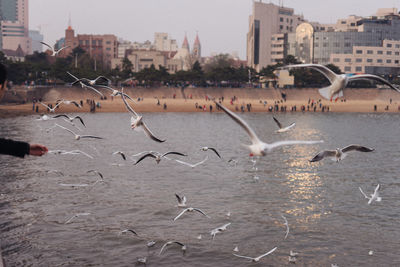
<box><xmin>247</xmin><ymin>1</ymin><xmax>304</xmax><ymax>71</ymax></box>
<box><xmin>154</xmin><ymin>32</ymin><xmax>178</xmax><ymax>52</ymax></box>
<box><xmin>29</xmin><ymin>29</ymin><xmax>43</xmax><ymax>53</ymax></box>
<box><xmin>0</xmin><ymin>0</ymin><xmax>31</xmax><ymax>55</ymax></box>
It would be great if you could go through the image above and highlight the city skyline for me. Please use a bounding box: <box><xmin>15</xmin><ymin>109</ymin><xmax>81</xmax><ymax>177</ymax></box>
<box><xmin>30</xmin><ymin>0</ymin><xmax>400</xmax><ymax>59</ymax></box>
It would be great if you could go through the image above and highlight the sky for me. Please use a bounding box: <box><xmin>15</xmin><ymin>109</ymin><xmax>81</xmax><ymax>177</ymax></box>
<box><xmin>30</xmin><ymin>0</ymin><xmax>400</xmax><ymax>59</ymax></box>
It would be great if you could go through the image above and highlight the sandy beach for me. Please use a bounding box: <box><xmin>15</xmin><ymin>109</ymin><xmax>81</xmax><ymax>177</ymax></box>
<box><xmin>0</xmin><ymin>86</ymin><xmax>399</xmax><ymax>117</ymax></box>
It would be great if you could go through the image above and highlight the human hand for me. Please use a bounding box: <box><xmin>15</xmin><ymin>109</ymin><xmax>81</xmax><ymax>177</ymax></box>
<box><xmin>29</xmin><ymin>144</ymin><xmax>48</xmax><ymax>156</ymax></box>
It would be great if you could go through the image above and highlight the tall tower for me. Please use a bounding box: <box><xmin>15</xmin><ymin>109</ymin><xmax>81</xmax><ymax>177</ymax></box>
<box><xmin>182</xmin><ymin>34</ymin><xmax>190</xmax><ymax>51</ymax></box>
<box><xmin>192</xmin><ymin>32</ymin><xmax>201</xmax><ymax>58</ymax></box>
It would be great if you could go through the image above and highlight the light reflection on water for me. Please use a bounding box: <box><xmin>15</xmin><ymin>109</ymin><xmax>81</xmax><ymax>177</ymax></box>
<box><xmin>0</xmin><ymin>112</ymin><xmax>399</xmax><ymax>266</ymax></box>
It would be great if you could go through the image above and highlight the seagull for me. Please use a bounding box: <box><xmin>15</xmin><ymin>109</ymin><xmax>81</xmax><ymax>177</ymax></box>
<box><xmin>233</xmin><ymin>247</ymin><xmax>278</xmax><ymax>262</ymax></box>
<box><xmin>112</xmin><ymin>151</ymin><xmax>127</xmax><ymax>160</ymax></box>
<box><xmin>121</xmin><ymin>229</ymin><xmax>138</xmax><ymax>236</ymax></box>
<box><xmin>282</xmin><ymin>64</ymin><xmax>400</xmax><ymax>100</ymax></box>
<box><xmin>234</xmin><ymin>246</ymin><xmax>239</xmax><ymax>252</ymax></box>
<box><xmin>121</xmin><ymin>88</ymin><xmax>166</xmax><ymax>143</ymax></box>
<box><xmin>359</xmin><ymin>184</ymin><xmax>382</xmax><ymax>205</ymax></box>
<box><xmin>67</xmin><ymin>71</ymin><xmax>105</xmax><ymax>97</ymax></box>
<box><xmin>59</xmin><ymin>183</ymin><xmax>89</xmax><ymax>187</ymax></box>
<box><xmin>56</xmin><ymin>99</ymin><xmax>82</xmax><ymax>108</ymax></box>
<box><xmin>210</xmin><ymin>222</ymin><xmax>231</xmax><ymax>239</ymax></box>
<box><xmin>173</xmin><ymin>207</ymin><xmax>210</xmax><ymax>221</ymax></box>
<box><xmin>159</xmin><ymin>241</ymin><xmax>187</xmax><ymax>255</ymax></box>
<box><xmin>87</xmin><ymin>170</ymin><xmax>104</xmax><ymax>180</ymax></box>
<box><xmin>38</xmin><ymin>101</ymin><xmax>62</xmax><ymax>113</ymax></box>
<box><xmin>72</xmin><ymin>76</ymin><xmax>111</xmax><ymax>86</ymax></box>
<box><xmin>55</xmin><ymin>123</ymin><xmax>103</xmax><ymax>140</ymax></box>
<box><xmin>96</xmin><ymin>85</ymin><xmax>136</xmax><ymax>101</ymax></box>
<box><xmin>46</xmin><ymin>170</ymin><xmax>64</xmax><ymax>176</ymax></box>
<box><xmin>175</xmin><ymin>193</ymin><xmax>187</xmax><ymax>207</ymax></box>
<box><xmin>48</xmin><ymin>149</ymin><xmax>94</xmax><ymax>159</ymax></box>
<box><xmin>200</xmin><ymin>146</ymin><xmax>221</xmax><ymax>158</ymax></box>
<box><xmin>290</xmin><ymin>251</ymin><xmax>299</xmax><ymax>257</ymax></box>
<box><xmin>53</xmin><ymin>114</ymin><xmax>85</xmax><ymax>127</ymax></box>
<box><xmin>282</xmin><ymin>215</ymin><xmax>290</xmax><ymax>239</ymax></box>
<box><xmin>211</xmin><ymin>98</ymin><xmax>323</xmax><ymax>156</ymax></box>
<box><xmin>134</xmin><ymin>151</ymin><xmax>186</xmax><ymax>165</ymax></box>
<box><xmin>309</xmin><ymin>145</ymin><xmax>374</xmax><ymax>162</ymax></box>
<box><xmin>36</xmin><ymin>114</ymin><xmax>54</xmax><ymax>121</ymax></box>
<box><xmin>174</xmin><ymin>156</ymin><xmax>208</xmax><ymax>168</ymax></box>
<box><xmin>147</xmin><ymin>241</ymin><xmax>156</xmax><ymax>247</ymax></box>
<box><xmin>40</xmin><ymin>41</ymin><xmax>69</xmax><ymax>56</ymax></box>
<box><xmin>65</xmin><ymin>212</ymin><xmax>91</xmax><ymax>224</ymax></box>
<box><xmin>273</xmin><ymin>117</ymin><xmax>295</xmax><ymax>133</ymax></box>
<box><xmin>137</xmin><ymin>257</ymin><xmax>147</xmax><ymax>265</ymax></box>
<box><xmin>197</xmin><ymin>234</ymin><xmax>202</xmax><ymax>240</ymax></box>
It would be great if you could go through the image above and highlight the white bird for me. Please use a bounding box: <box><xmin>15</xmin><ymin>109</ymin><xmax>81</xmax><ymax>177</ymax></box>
<box><xmin>53</xmin><ymin>114</ymin><xmax>85</xmax><ymax>127</ymax></box>
<box><xmin>137</xmin><ymin>257</ymin><xmax>147</xmax><ymax>264</ymax></box>
<box><xmin>112</xmin><ymin>151</ymin><xmax>127</xmax><ymax>160</ymax></box>
<box><xmin>55</xmin><ymin>123</ymin><xmax>103</xmax><ymax>140</ymax></box>
<box><xmin>175</xmin><ymin>193</ymin><xmax>187</xmax><ymax>207</ymax></box>
<box><xmin>67</xmin><ymin>72</ymin><xmax>105</xmax><ymax>97</ymax></box>
<box><xmin>282</xmin><ymin>215</ymin><xmax>290</xmax><ymax>239</ymax></box>
<box><xmin>65</xmin><ymin>212</ymin><xmax>91</xmax><ymax>224</ymax></box>
<box><xmin>38</xmin><ymin>101</ymin><xmax>62</xmax><ymax>113</ymax></box>
<box><xmin>36</xmin><ymin>114</ymin><xmax>54</xmax><ymax>121</ymax></box>
<box><xmin>290</xmin><ymin>250</ymin><xmax>299</xmax><ymax>257</ymax></box>
<box><xmin>359</xmin><ymin>184</ymin><xmax>382</xmax><ymax>205</ymax></box>
<box><xmin>310</xmin><ymin>145</ymin><xmax>374</xmax><ymax>162</ymax></box>
<box><xmin>147</xmin><ymin>241</ymin><xmax>156</xmax><ymax>247</ymax></box>
<box><xmin>197</xmin><ymin>234</ymin><xmax>202</xmax><ymax>240</ymax></box>
<box><xmin>273</xmin><ymin>117</ymin><xmax>295</xmax><ymax>133</ymax></box>
<box><xmin>121</xmin><ymin>229</ymin><xmax>138</xmax><ymax>236</ymax></box>
<box><xmin>134</xmin><ymin>151</ymin><xmax>186</xmax><ymax>165</ymax></box>
<box><xmin>233</xmin><ymin>246</ymin><xmax>239</xmax><ymax>252</ymax></box>
<box><xmin>48</xmin><ymin>149</ymin><xmax>94</xmax><ymax>159</ymax></box>
<box><xmin>159</xmin><ymin>241</ymin><xmax>186</xmax><ymax>255</ymax></box>
<box><xmin>87</xmin><ymin>170</ymin><xmax>104</xmax><ymax>180</ymax></box>
<box><xmin>121</xmin><ymin>88</ymin><xmax>166</xmax><ymax>143</ymax></box>
<box><xmin>174</xmin><ymin>156</ymin><xmax>208</xmax><ymax>168</ymax></box>
<box><xmin>173</xmin><ymin>207</ymin><xmax>210</xmax><ymax>221</ymax></box>
<box><xmin>212</xmin><ymin>99</ymin><xmax>323</xmax><ymax>156</ymax></box>
<box><xmin>56</xmin><ymin>99</ymin><xmax>82</xmax><ymax>108</ymax></box>
<box><xmin>210</xmin><ymin>222</ymin><xmax>231</xmax><ymax>239</ymax></box>
<box><xmin>40</xmin><ymin>41</ymin><xmax>70</xmax><ymax>56</ymax></box>
<box><xmin>96</xmin><ymin>85</ymin><xmax>136</xmax><ymax>101</ymax></box>
<box><xmin>282</xmin><ymin>63</ymin><xmax>400</xmax><ymax>100</ymax></box>
<box><xmin>72</xmin><ymin>76</ymin><xmax>111</xmax><ymax>86</ymax></box>
<box><xmin>200</xmin><ymin>146</ymin><xmax>221</xmax><ymax>158</ymax></box>
<box><xmin>233</xmin><ymin>247</ymin><xmax>278</xmax><ymax>262</ymax></box>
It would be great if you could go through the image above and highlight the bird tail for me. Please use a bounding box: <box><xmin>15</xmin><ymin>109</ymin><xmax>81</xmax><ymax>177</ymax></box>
<box><xmin>318</xmin><ymin>87</ymin><xmax>332</xmax><ymax>100</ymax></box>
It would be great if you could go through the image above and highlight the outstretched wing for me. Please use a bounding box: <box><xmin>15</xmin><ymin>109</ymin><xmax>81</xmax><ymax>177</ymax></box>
<box><xmin>40</xmin><ymin>41</ymin><xmax>54</xmax><ymax>52</ymax></box>
<box><xmin>257</xmin><ymin>247</ymin><xmax>278</xmax><ymax>260</ymax></box>
<box><xmin>134</xmin><ymin>153</ymin><xmax>156</xmax><ymax>165</ymax></box>
<box><xmin>56</xmin><ymin>45</ymin><xmax>70</xmax><ymax>53</ymax></box>
<box><xmin>283</xmin><ymin>64</ymin><xmax>336</xmax><ymax>84</ymax></box>
<box><xmin>162</xmin><ymin>151</ymin><xmax>186</xmax><ymax>158</ymax></box>
<box><xmin>342</xmin><ymin>145</ymin><xmax>374</xmax><ymax>153</ymax></box>
<box><xmin>309</xmin><ymin>150</ymin><xmax>336</xmax><ymax>162</ymax></box>
<box><xmin>173</xmin><ymin>209</ymin><xmax>188</xmax><ymax>221</ymax></box>
<box><xmin>121</xmin><ymin>88</ymin><xmax>139</xmax><ymax>117</ymax></box>
<box><xmin>193</xmin><ymin>208</ymin><xmax>210</xmax><ymax>218</ymax></box>
<box><xmin>141</xmin><ymin>122</ymin><xmax>166</xmax><ymax>143</ymax></box>
<box><xmin>348</xmin><ymin>74</ymin><xmax>400</xmax><ymax>93</ymax></box>
<box><xmin>74</xmin><ymin>116</ymin><xmax>86</xmax><ymax>127</ymax></box>
<box><xmin>232</xmin><ymin>253</ymin><xmax>254</xmax><ymax>260</ymax></box>
<box><xmin>266</xmin><ymin>140</ymin><xmax>323</xmax><ymax>152</ymax></box>
<box><xmin>273</xmin><ymin>116</ymin><xmax>282</xmax><ymax>129</ymax></box>
<box><xmin>359</xmin><ymin>187</ymin><xmax>370</xmax><ymax>199</ymax></box>
<box><xmin>208</xmin><ymin>147</ymin><xmax>221</xmax><ymax>158</ymax></box>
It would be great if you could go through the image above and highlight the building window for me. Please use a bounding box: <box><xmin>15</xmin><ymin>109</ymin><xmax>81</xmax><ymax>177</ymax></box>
<box><xmin>106</xmin><ymin>41</ymin><xmax>111</xmax><ymax>44</ymax></box>
<box><xmin>280</xmin><ymin>17</ymin><xmax>283</xmax><ymax>22</ymax></box>
<box><xmin>344</xmin><ymin>42</ymin><xmax>351</xmax><ymax>47</ymax></box>
<box><xmin>323</xmin><ymin>43</ymin><xmax>328</xmax><ymax>47</ymax></box>
<box><xmin>344</xmin><ymin>58</ymin><xmax>351</xmax><ymax>62</ymax></box>
<box><xmin>387</xmin><ymin>43</ymin><xmax>392</xmax><ymax>48</ymax></box>
<box><xmin>377</xmin><ymin>59</ymin><xmax>383</xmax><ymax>63</ymax></box>
<box><xmin>387</xmin><ymin>51</ymin><xmax>392</xmax><ymax>55</ymax></box>
<box><xmin>377</xmin><ymin>50</ymin><xmax>383</xmax><ymax>54</ymax></box>
<box><xmin>395</xmin><ymin>60</ymin><xmax>399</xmax><ymax>64</ymax></box>
<box><xmin>334</xmin><ymin>42</ymin><xmax>340</xmax><ymax>47</ymax></box>
<box><xmin>396</xmin><ymin>52</ymin><xmax>400</xmax><ymax>55</ymax></box>
<box><xmin>333</xmin><ymin>58</ymin><xmax>340</xmax><ymax>62</ymax></box>
<box><xmin>387</xmin><ymin>59</ymin><xmax>392</xmax><ymax>63</ymax></box>
<box><xmin>355</xmin><ymin>58</ymin><xmax>362</xmax><ymax>63</ymax></box>
<box><xmin>314</xmin><ymin>43</ymin><xmax>319</xmax><ymax>47</ymax></box>
<box><xmin>280</xmin><ymin>25</ymin><xmax>283</xmax><ymax>30</ymax></box>
<box><xmin>366</xmin><ymin>59</ymin><xmax>373</xmax><ymax>63</ymax></box>
<box><xmin>396</xmin><ymin>44</ymin><xmax>400</xmax><ymax>48</ymax></box>
<box><xmin>344</xmin><ymin>66</ymin><xmax>351</xmax><ymax>71</ymax></box>
<box><xmin>367</xmin><ymin>50</ymin><xmax>373</xmax><ymax>54</ymax></box>
<box><xmin>356</xmin><ymin>50</ymin><xmax>362</xmax><ymax>54</ymax></box>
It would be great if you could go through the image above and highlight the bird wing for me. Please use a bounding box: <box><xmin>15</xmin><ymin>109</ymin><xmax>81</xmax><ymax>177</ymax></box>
<box><xmin>40</xmin><ymin>41</ymin><xmax>54</xmax><ymax>52</ymax></box>
<box><xmin>373</xmin><ymin>184</ymin><xmax>380</xmax><ymax>195</ymax></box>
<box><xmin>74</xmin><ymin>116</ymin><xmax>86</xmax><ymax>127</ymax></box>
<box><xmin>67</xmin><ymin>71</ymin><xmax>80</xmax><ymax>81</ymax></box>
<box><xmin>193</xmin><ymin>208</ymin><xmax>210</xmax><ymax>218</ymax></box>
<box><xmin>175</xmin><ymin>193</ymin><xmax>182</xmax><ymax>203</ymax></box>
<box><xmin>53</xmin><ymin>114</ymin><xmax>69</xmax><ymax>120</ymax></box>
<box><xmin>173</xmin><ymin>241</ymin><xmax>185</xmax><ymax>247</ymax></box>
<box><xmin>284</xmin><ymin>64</ymin><xmax>336</xmax><ymax>84</ymax></box>
<box><xmin>162</xmin><ymin>151</ymin><xmax>187</xmax><ymax>158</ymax></box>
<box><xmin>359</xmin><ymin>187</ymin><xmax>370</xmax><ymax>199</ymax></box>
<box><xmin>94</xmin><ymin>76</ymin><xmax>111</xmax><ymax>85</ymax></box>
<box><xmin>87</xmin><ymin>170</ymin><xmax>103</xmax><ymax>179</ymax></box>
<box><xmin>348</xmin><ymin>74</ymin><xmax>400</xmax><ymax>93</ymax></box>
<box><xmin>56</xmin><ymin>45</ymin><xmax>70</xmax><ymax>53</ymax></box>
<box><xmin>71</xmin><ymin>101</ymin><xmax>82</xmax><ymax>108</ymax></box>
<box><xmin>208</xmin><ymin>147</ymin><xmax>221</xmax><ymax>158</ymax></box>
<box><xmin>175</xmin><ymin>156</ymin><xmax>208</xmax><ymax>168</ymax></box>
<box><xmin>281</xmin><ymin>215</ymin><xmax>289</xmax><ymax>239</ymax></box>
<box><xmin>80</xmin><ymin>135</ymin><xmax>103</xmax><ymax>139</ymax></box>
<box><xmin>273</xmin><ymin>116</ymin><xmax>282</xmax><ymax>129</ymax></box>
<box><xmin>68</xmin><ymin>150</ymin><xmax>93</xmax><ymax>159</ymax></box>
<box><xmin>159</xmin><ymin>242</ymin><xmax>170</xmax><ymax>255</ymax></box>
<box><xmin>38</xmin><ymin>101</ymin><xmax>50</xmax><ymax>109</ymax></box>
<box><xmin>141</xmin><ymin>122</ymin><xmax>166</xmax><ymax>143</ymax></box>
<box><xmin>286</xmin><ymin>122</ymin><xmax>296</xmax><ymax>130</ymax></box>
<box><xmin>121</xmin><ymin>88</ymin><xmax>139</xmax><ymax>117</ymax></box>
<box><xmin>83</xmin><ymin>84</ymin><xmax>104</xmax><ymax>97</ymax></box>
<box><xmin>232</xmin><ymin>253</ymin><xmax>254</xmax><ymax>260</ymax></box>
<box><xmin>213</xmin><ymin>100</ymin><xmax>262</xmax><ymax>145</ymax></box>
<box><xmin>173</xmin><ymin>209</ymin><xmax>188</xmax><ymax>221</ymax></box>
<box><xmin>53</xmin><ymin>101</ymin><xmax>63</xmax><ymax>109</ymax></box>
<box><xmin>309</xmin><ymin>150</ymin><xmax>336</xmax><ymax>162</ymax></box>
<box><xmin>342</xmin><ymin>145</ymin><xmax>374</xmax><ymax>153</ymax></box>
<box><xmin>266</xmin><ymin>140</ymin><xmax>323</xmax><ymax>152</ymax></box>
<box><xmin>257</xmin><ymin>247</ymin><xmax>278</xmax><ymax>260</ymax></box>
<box><xmin>55</xmin><ymin>123</ymin><xmax>76</xmax><ymax>136</ymax></box>
<box><xmin>135</xmin><ymin>153</ymin><xmax>156</xmax><ymax>165</ymax></box>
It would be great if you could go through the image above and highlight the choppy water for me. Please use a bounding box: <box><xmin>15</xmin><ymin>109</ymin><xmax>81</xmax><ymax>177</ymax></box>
<box><xmin>0</xmin><ymin>111</ymin><xmax>399</xmax><ymax>266</ymax></box>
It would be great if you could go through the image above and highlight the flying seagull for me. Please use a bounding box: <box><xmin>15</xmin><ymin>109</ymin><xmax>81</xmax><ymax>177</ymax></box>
<box><xmin>112</xmin><ymin>151</ymin><xmax>127</xmax><ymax>160</ymax></box>
<box><xmin>159</xmin><ymin>241</ymin><xmax>187</xmax><ymax>255</ymax></box>
<box><xmin>96</xmin><ymin>85</ymin><xmax>136</xmax><ymax>101</ymax></box>
<box><xmin>121</xmin><ymin>88</ymin><xmax>166</xmax><ymax>143</ymax></box>
<box><xmin>55</xmin><ymin>123</ymin><xmax>103</xmax><ymax>140</ymax></box>
<box><xmin>67</xmin><ymin>72</ymin><xmax>105</xmax><ymax>97</ymax></box>
<box><xmin>200</xmin><ymin>146</ymin><xmax>221</xmax><ymax>158</ymax></box>
<box><xmin>273</xmin><ymin>117</ymin><xmax>295</xmax><ymax>133</ymax></box>
<box><xmin>121</xmin><ymin>229</ymin><xmax>138</xmax><ymax>236</ymax></box>
<box><xmin>41</xmin><ymin>41</ymin><xmax>70</xmax><ymax>56</ymax></box>
<box><xmin>211</xmin><ymin>97</ymin><xmax>323</xmax><ymax>156</ymax></box>
<box><xmin>38</xmin><ymin>101</ymin><xmax>62</xmax><ymax>113</ymax></box>
<box><xmin>210</xmin><ymin>222</ymin><xmax>231</xmax><ymax>239</ymax></box>
<box><xmin>174</xmin><ymin>156</ymin><xmax>208</xmax><ymax>168</ymax></box>
<box><xmin>282</xmin><ymin>64</ymin><xmax>400</xmax><ymax>100</ymax></box>
<box><xmin>281</xmin><ymin>215</ymin><xmax>290</xmax><ymax>239</ymax></box>
<box><xmin>48</xmin><ymin>149</ymin><xmax>94</xmax><ymax>159</ymax></box>
<box><xmin>233</xmin><ymin>247</ymin><xmax>278</xmax><ymax>262</ymax></box>
<box><xmin>53</xmin><ymin>114</ymin><xmax>85</xmax><ymax>127</ymax></box>
<box><xmin>359</xmin><ymin>184</ymin><xmax>382</xmax><ymax>205</ymax></box>
<box><xmin>56</xmin><ymin>99</ymin><xmax>82</xmax><ymax>108</ymax></box>
<box><xmin>72</xmin><ymin>76</ymin><xmax>111</xmax><ymax>86</ymax></box>
<box><xmin>65</xmin><ymin>212</ymin><xmax>91</xmax><ymax>224</ymax></box>
<box><xmin>134</xmin><ymin>151</ymin><xmax>186</xmax><ymax>165</ymax></box>
<box><xmin>173</xmin><ymin>207</ymin><xmax>210</xmax><ymax>221</ymax></box>
<box><xmin>310</xmin><ymin>145</ymin><xmax>374</xmax><ymax>162</ymax></box>
<box><xmin>175</xmin><ymin>193</ymin><xmax>187</xmax><ymax>207</ymax></box>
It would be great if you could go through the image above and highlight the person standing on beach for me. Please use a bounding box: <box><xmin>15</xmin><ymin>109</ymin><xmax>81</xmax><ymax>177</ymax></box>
<box><xmin>0</xmin><ymin>63</ymin><xmax>48</xmax><ymax>158</ymax></box>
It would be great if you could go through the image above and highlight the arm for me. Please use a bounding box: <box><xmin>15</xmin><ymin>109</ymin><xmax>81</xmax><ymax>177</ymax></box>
<box><xmin>0</xmin><ymin>138</ymin><xmax>30</xmax><ymax>158</ymax></box>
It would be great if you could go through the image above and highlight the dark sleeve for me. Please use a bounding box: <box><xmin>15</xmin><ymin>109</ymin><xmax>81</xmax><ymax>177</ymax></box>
<box><xmin>0</xmin><ymin>138</ymin><xmax>30</xmax><ymax>158</ymax></box>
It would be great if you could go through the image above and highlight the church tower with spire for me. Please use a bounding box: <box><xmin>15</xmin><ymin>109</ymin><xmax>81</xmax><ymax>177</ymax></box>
<box><xmin>192</xmin><ymin>32</ymin><xmax>201</xmax><ymax>59</ymax></box>
<box><xmin>182</xmin><ymin>34</ymin><xmax>190</xmax><ymax>51</ymax></box>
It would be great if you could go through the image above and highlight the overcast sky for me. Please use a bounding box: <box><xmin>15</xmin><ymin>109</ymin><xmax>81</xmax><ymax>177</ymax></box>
<box><xmin>30</xmin><ymin>0</ymin><xmax>400</xmax><ymax>59</ymax></box>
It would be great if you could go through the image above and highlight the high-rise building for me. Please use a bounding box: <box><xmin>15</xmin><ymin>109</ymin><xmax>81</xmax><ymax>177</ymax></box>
<box><xmin>247</xmin><ymin>1</ymin><xmax>304</xmax><ymax>71</ymax></box>
<box><xmin>154</xmin><ymin>32</ymin><xmax>178</xmax><ymax>52</ymax></box>
<box><xmin>0</xmin><ymin>0</ymin><xmax>31</xmax><ymax>55</ymax></box>
<box><xmin>29</xmin><ymin>29</ymin><xmax>43</xmax><ymax>53</ymax></box>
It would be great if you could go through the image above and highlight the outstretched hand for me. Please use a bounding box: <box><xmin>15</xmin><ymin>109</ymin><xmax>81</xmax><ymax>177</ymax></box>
<box><xmin>29</xmin><ymin>144</ymin><xmax>48</xmax><ymax>156</ymax></box>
